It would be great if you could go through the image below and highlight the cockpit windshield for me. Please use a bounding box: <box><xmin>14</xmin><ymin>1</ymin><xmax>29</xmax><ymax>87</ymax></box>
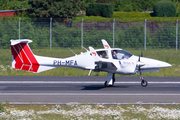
<box><xmin>112</xmin><ymin>49</ymin><xmax>133</xmax><ymax>59</ymax></box>
<box><xmin>96</xmin><ymin>49</ymin><xmax>133</xmax><ymax>60</ymax></box>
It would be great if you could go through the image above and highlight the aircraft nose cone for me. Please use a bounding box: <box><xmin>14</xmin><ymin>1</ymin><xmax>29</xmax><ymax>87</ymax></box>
<box><xmin>157</xmin><ymin>61</ymin><xmax>172</xmax><ymax>68</ymax></box>
<box><xmin>160</xmin><ymin>62</ymin><xmax>172</xmax><ymax>67</ymax></box>
<box><xmin>138</xmin><ymin>57</ymin><xmax>172</xmax><ymax>69</ymax></box>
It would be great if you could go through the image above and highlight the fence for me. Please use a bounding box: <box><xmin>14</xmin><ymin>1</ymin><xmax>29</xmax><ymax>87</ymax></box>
<box><xmin>0</xmin><ymin>17</ymin><xmax>179</xmax><ymax>50</ymax></box>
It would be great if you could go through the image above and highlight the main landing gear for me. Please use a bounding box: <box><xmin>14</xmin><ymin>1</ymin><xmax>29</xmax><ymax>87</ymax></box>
<box><xmin>104</xmin><ymin>73</ymin><xmax>115</xmax><ymax>87</ymax></box>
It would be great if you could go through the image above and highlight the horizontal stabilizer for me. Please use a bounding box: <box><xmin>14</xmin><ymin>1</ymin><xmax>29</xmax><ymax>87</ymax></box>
<box><xmin>37</xmin><ymin>66</ymin><xmax>58</xmax><ymax>73</ymax></box>
<box><xmin>10</xmin><ymin>39</ymin><xmax>32</xmax><ymax>45</ymax></box>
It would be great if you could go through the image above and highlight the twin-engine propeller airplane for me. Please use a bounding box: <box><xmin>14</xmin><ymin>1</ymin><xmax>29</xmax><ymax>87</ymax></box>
<box><xmin>10</xmin><ymin>39</ymin><xmax>171</xmax><ymax>87</ymax></box>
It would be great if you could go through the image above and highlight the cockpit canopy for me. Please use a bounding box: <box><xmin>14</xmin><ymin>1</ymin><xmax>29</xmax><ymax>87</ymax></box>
<box><xmin>96</xmin><ymin>49</ymin><xmax>133</xmax><ymax>60</ymax></box>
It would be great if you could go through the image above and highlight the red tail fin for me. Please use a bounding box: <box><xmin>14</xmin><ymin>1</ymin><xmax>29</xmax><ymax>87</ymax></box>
<box><xmin>11</xmin><ymin>39</ymin><xmax>40</xmax><ymax>72</ymax></box>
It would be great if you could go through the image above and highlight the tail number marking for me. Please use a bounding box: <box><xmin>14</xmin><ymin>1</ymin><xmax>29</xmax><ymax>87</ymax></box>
<box><xmin>53</xmin><ymin>60</ymin><xmax>77</xmax><ymax>66</ymax></box>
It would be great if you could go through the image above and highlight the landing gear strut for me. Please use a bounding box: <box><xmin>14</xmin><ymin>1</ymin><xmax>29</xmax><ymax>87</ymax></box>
<box><xmin>113</xmin><ymin>73</ymin><xmax>115</xmax><ymax>84</ymax></box>
<box><xmin>140</xmin><ymin>72</ymin><xmax>148</xmax><ymax>87</ymax></box>
<box><xmin>138</xmin><ymin>53</ymin><xmax>148</xmax><ymax>87</ymax></box>
<box><xmin>104</xmin><ymin>73</ymin><xmax>115</xmax><ymax>87</ymax></box>
<box><xmin>104</xmin><ymin>81</ymin><xmax>108</xmax><ymax>87</ymax></box>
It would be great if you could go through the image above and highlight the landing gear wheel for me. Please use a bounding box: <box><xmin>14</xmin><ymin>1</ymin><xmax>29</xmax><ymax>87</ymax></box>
<box><xmin>141</xmin><ymin>80</ymin><xmax>148</xmax><ymax>87</ymax></box>
<box><xmin>109</xmin><ymin>82</ymin><xmax>114</xmax><ymax>87</ymax></box>
<box><xmin>104</xmin><ymin>81</ymin><xmax>114</xmax><ymax>87</ymax></box>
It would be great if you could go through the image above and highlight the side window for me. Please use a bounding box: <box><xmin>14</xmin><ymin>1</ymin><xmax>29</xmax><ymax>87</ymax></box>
<box><xmin>112</xmin><ymin>50</ymin><xmax>118</xmax><ymax>59</ymax></box>
<box><xmin>117</xmin><ymin>50</ymin><xmax>125</xmax><ymax>59</ymax></box>
<box><xmin>112</xmin><ymin>50</ymin><xmax>132</xmax><ymax>59</ymax></box>
<box><xmin>97</xmin><ymin>50</ymin><xmax>109</xmax><ymax>59</ymax></box>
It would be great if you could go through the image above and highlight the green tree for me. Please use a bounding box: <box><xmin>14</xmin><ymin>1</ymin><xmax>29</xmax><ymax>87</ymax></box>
<box><xmin>0</xmin><ymin>0</ymin><xmax>29</xmax><ymax>10</ymax></box>
<box><xmin>153</xmin><ymin>0</ymin><xmax>176</xmax><ymax>17</ymax></box>
<box><xmin>28</xmin><ymin>0</ymin><xmax>85</xmax><ymax>22</ymax></box>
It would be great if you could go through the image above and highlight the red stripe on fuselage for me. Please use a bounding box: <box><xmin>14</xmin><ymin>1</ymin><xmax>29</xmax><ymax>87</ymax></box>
<box><xmin>11</xmin><ymin>43</ymin><xmax>39</xmax><ymax>72</ymax></box>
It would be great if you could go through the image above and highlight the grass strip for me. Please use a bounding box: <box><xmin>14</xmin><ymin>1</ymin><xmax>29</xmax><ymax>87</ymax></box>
<box><xmin>1</xmin><ymin>102</ymin><xmax>180</xmax><ymax>120</ymax></box>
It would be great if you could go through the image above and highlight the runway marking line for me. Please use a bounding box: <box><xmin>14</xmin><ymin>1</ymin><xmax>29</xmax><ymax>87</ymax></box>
<box><xmin>1</xmin><ymin>81</ymin><xmax>180</xmax><ymax>84</ymax></box>
<box><xmin>2</xmin><ymin>102</ymin><xmax>180</xmax><ymax>105</ymax></box>
<box><xmin>1</xmin><ymin>93</ymin><xmax>180</xmax><ymax>96</ymax></box>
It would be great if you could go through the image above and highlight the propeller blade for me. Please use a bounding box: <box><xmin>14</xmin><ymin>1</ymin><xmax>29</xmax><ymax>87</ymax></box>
<box><xmin>138</xmin><ymin>54</ymin><xmax>140</xmax><ymax>61</ymax></box>
<box><xmin>138</xmin><ymin>66</ymin><xmax>141</xmax><ymax>71</ymax></box>
<box><xmin>141</xmin><ymin>51</ymin><xmax>143</xmax><ymax>57</ymax></box>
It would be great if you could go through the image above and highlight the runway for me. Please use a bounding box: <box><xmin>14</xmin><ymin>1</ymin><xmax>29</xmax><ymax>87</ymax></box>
<box><xmin>0</xmin><ymin>76</ymin><xmax>180</xmax><ymax>104</ymax></box>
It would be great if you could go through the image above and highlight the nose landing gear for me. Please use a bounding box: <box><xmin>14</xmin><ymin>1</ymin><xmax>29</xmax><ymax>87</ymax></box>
<box><xmin>141</xmin><ymin>79</ymin><xmax>148</xmax><ymax>87</ymax></box>
<box><xmin>140</xmin><ymin>73</ymin><xmax>148</xmax><ymax>87</ymax></box>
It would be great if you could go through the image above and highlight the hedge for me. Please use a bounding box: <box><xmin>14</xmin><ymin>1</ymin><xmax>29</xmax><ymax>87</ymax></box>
<box><xmin>153</xmin><ymin>0</ymin><xmax>176</xmax><ymax>17</ymax></box>
<box><xmin>86</xmin><ymin>3</ymin><xmax>114</xmax><ymax>18</ymax></box>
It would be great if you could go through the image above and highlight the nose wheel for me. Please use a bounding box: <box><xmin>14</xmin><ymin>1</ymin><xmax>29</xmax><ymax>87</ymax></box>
<box><xmin>141</xmin><ymin>79</ymin><xmax>148</xmax><ymax>87</ymax></box>
<box><xmin>140</xmin><ymin>72</ymin><xmax>148</xmax><ymax>87</ymax></box>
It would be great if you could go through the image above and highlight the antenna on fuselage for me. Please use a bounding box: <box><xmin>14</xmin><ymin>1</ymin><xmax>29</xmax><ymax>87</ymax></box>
<box><xmin>69</xmin><ymin>48</ymin><xmax>77</xmax><ymax>56</ymax></box>
<box><xmin>82</xmin><ymin>46</ymin><xmax>88</xmax><ymax>51</ymax></box>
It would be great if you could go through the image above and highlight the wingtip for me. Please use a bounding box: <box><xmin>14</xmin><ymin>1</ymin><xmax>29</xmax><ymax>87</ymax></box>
<box><xmin>101</xmin><ymin>39</ymin><xmax>106</xmax><ymax>42</ymax></box>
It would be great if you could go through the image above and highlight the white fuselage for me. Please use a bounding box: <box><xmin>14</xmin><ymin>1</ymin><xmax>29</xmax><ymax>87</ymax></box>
<box><xmin>34</xmin><ymin>51</ymin><xmax>96</xmax><ymax>73</ymax></box>
<box><xmin>35</xmin><ymin>49</ymin><xmax>171</xmax><ymax>75</ymax></box>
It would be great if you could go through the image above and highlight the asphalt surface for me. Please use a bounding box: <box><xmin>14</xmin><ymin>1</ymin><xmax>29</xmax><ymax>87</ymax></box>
<box><xmin>0</xmin><ymin>76</ymin><xmax>180</xmax><ymax>104</ymax></box>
